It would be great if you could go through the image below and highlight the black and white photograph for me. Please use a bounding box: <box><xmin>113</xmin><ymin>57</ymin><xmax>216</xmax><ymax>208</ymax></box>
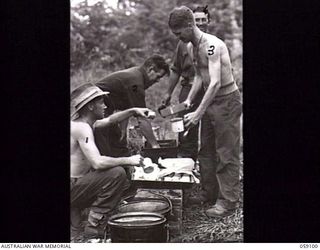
<box><xmin>3</xmin><ymin>0</ymin><xmax>320</xmax><ymax>246</ymax></box>
<box><xmin>70</xmin><ymin>0</ymin><xmax>243</xmax><ymax>243</ymax></box>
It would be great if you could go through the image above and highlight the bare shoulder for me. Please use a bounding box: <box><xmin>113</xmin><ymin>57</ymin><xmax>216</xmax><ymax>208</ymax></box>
<box><xmin>205</xmin><ymin>34</ymin><xmax>225</xmax><ymax>46</ymax></box>
<box><xmin>177</xmin><ymin>40</ymin><xmax>190</xmax><ymax>51</ymax></box>
<box><xmin>71</xmin><ymin>121</ymin><xmax>92</xmax><ymax>138</ymax></box>
<box><xmin>202</xmin><ymin>33</ymin><xmax>228</xmax><ymax>56</ymax></box>
<box><xmin>186</xmin><ymin>42</ymin><xmax>193</xmax><ymax>54</ymax></box>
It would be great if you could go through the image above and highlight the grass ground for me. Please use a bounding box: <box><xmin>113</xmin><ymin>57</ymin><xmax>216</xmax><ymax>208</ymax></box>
<box><xmin>171</xmin><ymin>181</ymin><xmax>243</xmax><ymax>243</ymax></box>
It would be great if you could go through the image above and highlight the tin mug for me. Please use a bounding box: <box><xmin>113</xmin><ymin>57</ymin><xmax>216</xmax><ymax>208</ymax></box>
<box><xmin>170</xmin><ymin>117</ymin><xmax>184</xmax><ymax>133</ymax></box>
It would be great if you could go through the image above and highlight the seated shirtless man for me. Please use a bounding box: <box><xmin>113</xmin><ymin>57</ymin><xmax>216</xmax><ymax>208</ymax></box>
<box><xmin>70</xmin><ymin>83</ymin><xmax>150</xmax><ymax>239</ymax></box>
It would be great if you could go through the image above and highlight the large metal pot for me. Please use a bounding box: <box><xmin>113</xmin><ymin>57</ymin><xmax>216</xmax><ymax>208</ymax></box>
<box><xmin>108</xmin><ymin>212</ymin><xmax>168</xmax><ymax>243</ymax></box>
<box><xmin>117</xmin><ymin>198</ymin><xmax>172</xmax><ymax>219</ymax></box>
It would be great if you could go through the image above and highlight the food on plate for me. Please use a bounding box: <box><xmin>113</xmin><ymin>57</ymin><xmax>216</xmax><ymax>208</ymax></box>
<box><xmin>158</xmin><ymin>157</ymin><xmax>194</xmax><ymax>171</ymax></box>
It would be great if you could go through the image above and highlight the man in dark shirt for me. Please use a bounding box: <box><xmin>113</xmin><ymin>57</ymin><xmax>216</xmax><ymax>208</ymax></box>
<box><xmin>94</xmin><ymin>54</ymin><xmax>170</xmax><ymax>157</ymax></box>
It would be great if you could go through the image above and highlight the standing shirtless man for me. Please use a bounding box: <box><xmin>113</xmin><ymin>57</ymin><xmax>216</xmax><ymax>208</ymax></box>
<box><xmin>169</xmin><ymin>6</ymin><xmax>242</xmax><ymax>217</ymax></box>
<box><xmin>71</xmin><ymin>83</ymin><xmax>149</xmax><ymax>239</ymax></box>
<box><xmin>162</xmin><ymin>6</ymin><xmax>210</xmax><ymax>162</ymax></box>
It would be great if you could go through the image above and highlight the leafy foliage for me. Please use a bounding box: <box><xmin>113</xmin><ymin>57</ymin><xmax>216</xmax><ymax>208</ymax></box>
<box><xmin>71</xmin><ymin>0</ymin><xmax>243</xmax><ymax>109</ymax></box>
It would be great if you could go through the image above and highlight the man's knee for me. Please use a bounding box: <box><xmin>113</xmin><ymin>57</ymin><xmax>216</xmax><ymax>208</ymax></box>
<box><xmin>108</xmin><ymin>166</ymin><xmax>127</xmax><ymax>181</ymax></box>
<box><xmin>217</xmin><ymin>147</ymin><xmax>239</xmax><ymax>164</ymax></box>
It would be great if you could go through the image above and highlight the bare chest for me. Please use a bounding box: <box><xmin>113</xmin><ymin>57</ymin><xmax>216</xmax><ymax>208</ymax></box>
<box><xmin>70</xmin><ymin>139</ymin><xmax>91</xmax><ymax>177</ymax></box>
<box><xmin>189</xmin><ymin>43</ymin><xmax>211</xmax><ymax>83</ymax></box>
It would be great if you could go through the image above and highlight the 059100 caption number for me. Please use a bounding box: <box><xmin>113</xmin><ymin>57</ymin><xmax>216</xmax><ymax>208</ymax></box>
<box><xmin>300</xmin><ymin>244</ymin><xmax>318</xmax><ymax>248</ymax></box>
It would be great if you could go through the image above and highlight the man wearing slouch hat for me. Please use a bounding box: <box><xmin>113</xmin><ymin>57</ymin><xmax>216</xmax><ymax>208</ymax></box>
<box><xmin>70</xmin><ymin>83</ymin><xmax>150</xmax><ymax>239</ymax></box>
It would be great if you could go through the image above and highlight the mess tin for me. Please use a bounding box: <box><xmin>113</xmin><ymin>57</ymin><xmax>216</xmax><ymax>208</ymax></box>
<box><xmin>158</xmin><ymin>103</ymin><xmax>187</xmax><ymax>118</ymax></box>
<box><xmin>142</xmin><ymin>140</ymin><xmax>178</xmax><ymax>163</ymax></box>
<box><xmin>170</xmin><ymin>117</ymin><xmax>184</xmax><ymax>133</ymax></box>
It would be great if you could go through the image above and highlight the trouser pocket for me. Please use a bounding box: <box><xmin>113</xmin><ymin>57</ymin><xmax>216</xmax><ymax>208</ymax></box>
<box><xmin>227</xmin><ymin>91</ymin><xmax>242</xmax><ymax>118</ymax></box>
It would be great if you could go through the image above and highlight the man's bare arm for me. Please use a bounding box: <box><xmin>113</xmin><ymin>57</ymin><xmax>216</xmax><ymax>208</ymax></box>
<box><xmin>162</xmin><ymin>70</ymin><xmax>180</xmax><ymax>105</ymax></box>
<box><xmin>94</xmin><ymin>108</ymin><xmax>151</xmax><ymax>128</ymax></box>
<box><xmin>74</xmin><ymin>122</ymin><xmax>142</xmax><ymax>169</ymax></box>
<box><xmin>184</xmin><ymin>74</ymin><xmax>201</xmax><ymax>106</ymax></box>
<box><xmin>138</xmin><ymin>117</ymin><xmax>160</xmax><ymax>148</ymax></box>
<box><xmin>195</xmin><ymin>48</ymin><xmax>221</xmax><ymax>117</ymax></box>
<box><xmin>183</xmin><ymin>42</ymin><xmax>202</xmax><ymax>106</ymax></box>
<box><xmin>168</xmin><ymin>70</ymin><xmax>180</xmax><ymax>94</ymax></box>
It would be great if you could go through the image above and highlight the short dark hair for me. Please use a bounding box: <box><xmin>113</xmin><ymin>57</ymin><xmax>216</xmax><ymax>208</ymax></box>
<box><xmin>193</xmin><ymin>5</ymin><xmax>211</xmax><ymax>22</ymax></box>
<box><xmin>143</xmin><ymin>54</ymin><xmax>170</xmax><ymax>75</ymax></box>
<box><xmin>168</xmin><ymin>6</ymin><xmax>195</xmax><ymax>29</ymax></box>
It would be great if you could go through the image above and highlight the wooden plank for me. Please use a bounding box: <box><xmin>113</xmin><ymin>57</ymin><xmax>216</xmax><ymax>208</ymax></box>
<box><xmin>133</xmin><ymin>180</ymin><xmax>193</xmax><ymax>190</ymax></box>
